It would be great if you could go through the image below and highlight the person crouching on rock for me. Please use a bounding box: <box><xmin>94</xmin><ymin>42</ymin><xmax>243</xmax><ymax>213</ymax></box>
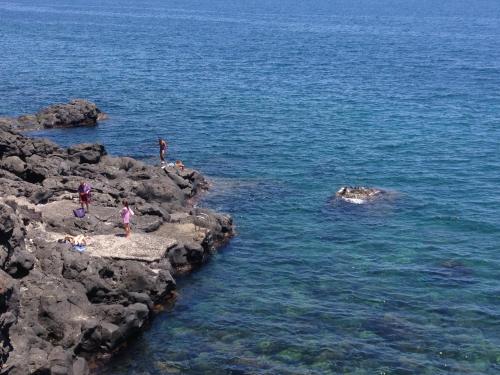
<box><xmin>120</xmin><ymin>200</ymin><xmax>134</xmax><ymax>238</ymax></box>
<box><xmin>78</xmin><ymin>181</ymin><xmax>91</xmax><ymax>213</ymax></box>
<box><xmin>175</xmin><ymin>160</ymin><xmax>185</xmax><ymax>171</ymax></box>
<box><xmin>159</xmin><ymin>137</ymin><xmax>168</xmax><ymax>164</ymax></box>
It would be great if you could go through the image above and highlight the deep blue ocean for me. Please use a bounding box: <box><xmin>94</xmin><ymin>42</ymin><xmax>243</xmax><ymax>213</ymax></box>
<box><xmin>1</xmin><ymin>0</ymin><xmax>500</xmax><ymax>373</ymax></box>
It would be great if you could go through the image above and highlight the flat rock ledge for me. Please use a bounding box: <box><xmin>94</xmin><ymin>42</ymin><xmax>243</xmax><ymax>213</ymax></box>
<box><xmin>0</xmin><ymin>99</ymin><xmax>107</xmax><ymax>131</ymax></box>
<box><xmin>0</xmin><ymin>125</ymin><xmax>233</xmax><ymax>374</ymax></box>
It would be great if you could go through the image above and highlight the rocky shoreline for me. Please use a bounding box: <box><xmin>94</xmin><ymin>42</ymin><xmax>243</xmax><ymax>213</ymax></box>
<box><xmin>0</xmin><ymin>99</ymin><xmax>107</xmax><ymax>131</ymax></box>
<box><xmin>0</xmin><ymin>113</ymin><xmax>233</xmax><ymax>374</ymax></box>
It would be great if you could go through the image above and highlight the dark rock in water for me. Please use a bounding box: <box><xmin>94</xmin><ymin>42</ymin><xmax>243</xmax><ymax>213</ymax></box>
<box><xmin>335</xmin><ymin>186</ymin><xmax>385</xmax><ymax>203</ymax></box>
<box><xmin>363</xmin><ymin>314</ymin><xmax>414</xmax><ymax>342</ymax></box>
<box><xmin>0</xmin><ymin>122</ymin><xmax>234</xmax><ymax>373</ymax></box>
<box><xmin>440</xmin><ymin>259</ymin><xmax>465</xmax><ymax>269</ymax></box>
<box><xmin>438</xmin><ymin>259</ymin><xmax>473</xmax><ymax>278</ymax></box>
<box><xmin>0</xmin><ymin>99</ymin><xmax>106</xmax><ymax>131</ymax></box>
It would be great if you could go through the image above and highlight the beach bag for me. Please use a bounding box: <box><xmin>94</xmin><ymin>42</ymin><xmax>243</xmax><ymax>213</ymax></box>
<box><xmin>73</xmin><ymin>208</ymin><xmax>86</xmax><ymax>218</ymax></box>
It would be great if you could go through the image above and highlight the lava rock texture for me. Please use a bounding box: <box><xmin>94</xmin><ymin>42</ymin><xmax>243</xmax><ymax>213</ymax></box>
<box><xmin>335</xmin><ymin>186</ymin><xmax>385</xmax><ymax>202</ymax></box>
<box><xmin>0</xmin><ymin>100</ymin><xmax>107</xmax><ymax>131</ymax></box>
<box><xmin>0</xmin><ymin>121</ymin><xmax>233</xmax><ymax>374</ymax></box>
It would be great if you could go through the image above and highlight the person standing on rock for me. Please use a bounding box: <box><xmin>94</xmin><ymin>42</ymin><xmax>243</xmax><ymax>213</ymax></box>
<box><xmin>78</xmin><ymin>181</ymin><xmax>91</xmax><ymax>213</ymax></box>
<box><xmin>120</xmin><ymin>200</ymin><xmax>134</xmax><ymax>238</ymax></box>
<box><xmin>159</xmin><ymin>138</ymin><xmax>168</xmax><ymax>164</ymax></box>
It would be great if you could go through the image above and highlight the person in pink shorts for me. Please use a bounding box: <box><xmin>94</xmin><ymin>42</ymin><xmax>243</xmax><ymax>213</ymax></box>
<box><xmin>120</xmin><ymin>199</ymin><xmax>134</xmax><ymax>238</ymax></box>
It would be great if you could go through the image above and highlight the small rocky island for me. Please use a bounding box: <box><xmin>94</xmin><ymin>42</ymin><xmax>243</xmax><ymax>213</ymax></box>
<box><xmin>0</xmin><ymin>99</ymin><xmax>107</xmax><ymax>131</ymax></box>
<box><xmin>0</xmin><ymin>106</ymin><xmax>233</xmax><ymax>374</ymax></box>
<box><xmin>335</xmin><ymin>186</ymin><xmax>385</xmax><ymax>204</ymax></box>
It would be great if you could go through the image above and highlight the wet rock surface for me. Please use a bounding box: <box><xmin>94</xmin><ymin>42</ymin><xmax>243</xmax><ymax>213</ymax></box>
<box><xmin>335</xmin><ymin>186</ymin><xmax>385</xmax><ymax>203</ymax></box>
<box><xmin>0</xmin><ymin>99</ymin><xmax>106</xmax><ymax>131</ymax></box>
<box><xmin>0</xmin><ymin>124</ymin><xmax>233</xmax><ymax>374</ymax></box>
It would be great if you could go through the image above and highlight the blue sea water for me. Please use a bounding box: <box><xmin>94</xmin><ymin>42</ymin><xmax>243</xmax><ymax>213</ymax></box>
<box><xmin>1</xmin><ymin>0</ymin><xmax>500</xmax><ymax>373</ymax></box>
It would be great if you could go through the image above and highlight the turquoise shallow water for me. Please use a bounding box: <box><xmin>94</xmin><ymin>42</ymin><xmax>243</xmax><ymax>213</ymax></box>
<box><xmin>2</xmin><ymin>0</ymin><xmax>500</xmax><ymax>373</ymax></box>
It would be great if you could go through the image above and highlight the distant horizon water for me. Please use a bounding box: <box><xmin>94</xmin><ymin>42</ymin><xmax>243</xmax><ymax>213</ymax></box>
<box><xmin>2</xmin><ymin>0</ymin><xmax>500</xmax><ymax>373</ymax></box>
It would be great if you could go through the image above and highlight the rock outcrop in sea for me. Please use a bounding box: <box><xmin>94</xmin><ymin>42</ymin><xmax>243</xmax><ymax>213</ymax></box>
<box><xmin>0</xmin><ymin>124</ymin><xmax>233</xmax><ymax>374</ymax></box>
<box><xmin>335</xmin><ymin>186</ymin><xmax>385</xmax><ymax>204</ymax></box>
<box><xmin>0</xmin><ymin>99</ymin><xmax>106</xmax><ymax>131</ymax></box>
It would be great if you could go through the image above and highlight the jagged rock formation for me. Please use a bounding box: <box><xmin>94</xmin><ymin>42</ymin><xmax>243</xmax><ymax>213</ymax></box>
<box><xmin>0</xmin><ymin>125</ymin><xmax>233</xmax><ymax>374</ymax></box>
<box><xmin>0</xmin><ymin>100</ymin><xmax>107</xmax><ymax>131</ymax></box>
<box><xmin>335</xmin><ymin>186</ymin><xmax>385</xmax><ymax>203</ymax></box>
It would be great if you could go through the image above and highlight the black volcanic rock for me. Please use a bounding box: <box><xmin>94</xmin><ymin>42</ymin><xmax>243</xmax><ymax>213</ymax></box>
<box><xmin>335</xmin><ymin>186</ymin><xmax>385</xmax><ymax>203</ymax></box>
<box><xmin>0</xmin><ymin>124</ymin><xmax>233</xmax><ymax>374</ymax></box>
<box><xmin>0</xmin><ymin>99</ymin><xmax>106</xmax><ymax>131</ymax></box>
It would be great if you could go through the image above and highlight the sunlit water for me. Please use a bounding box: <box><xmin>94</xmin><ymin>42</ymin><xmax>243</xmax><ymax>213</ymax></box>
<box><xmin>1</xmin><ymin>0</ymin><xmax>500</xmax><ymax>373</ymax></box>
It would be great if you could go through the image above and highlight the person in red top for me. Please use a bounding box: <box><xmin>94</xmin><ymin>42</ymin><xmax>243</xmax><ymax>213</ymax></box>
<box><xmin>78</xmin><ymin>181</ymin><xmax>91</xmax><ymax>212</ymax></box>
